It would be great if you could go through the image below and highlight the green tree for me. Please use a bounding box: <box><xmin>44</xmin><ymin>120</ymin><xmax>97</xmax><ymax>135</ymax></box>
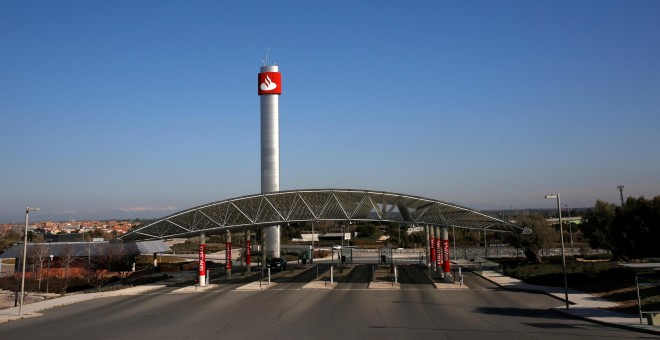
<box><xmin>355</xmin><ymin>224</ymin><xmax>377</xmax><ymax>238</ymax></box>
<box><xmin>616</xmin><ymin>196</ymin><xmax>660</xmax><ymax>258</ymax></box>
<box><xmin>506</xmin><ymin>214</ymin><xmax>557</xmax><ymax>263</ymax></box>
<box><xmin>283</xmin><ymin>226</ymin><xmax>301</xmax><ymax>239</ymax></box>
<box><xmin>0</xmin><ymin>230</ymin><xmax>21</xmax><ymax>252</ymax></box>
<box><xmin>408</xmin><ymin>231</ymin><xmax>426</xmax><ymax>247</ymax></box>
<box><xmin>85</xmin><ymin>228</ymin><xmax>107</xmax><ymax>239</ymax></box>
<box><xmin>580</xmin><ymin>200</ymin><xmax>617</xmax><ymax>256</ymax></box>
<box><xmin>581</xmin><ymin>196</ymin><xmax>660</xmax><ymax>260</ymax></box>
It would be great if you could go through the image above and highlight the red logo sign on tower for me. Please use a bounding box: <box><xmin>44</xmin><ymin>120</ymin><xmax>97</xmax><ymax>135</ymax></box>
<box><xmin>258</xmin><ymin>72</ymin><xmax>282</xmax><ymax>95</ymax></box>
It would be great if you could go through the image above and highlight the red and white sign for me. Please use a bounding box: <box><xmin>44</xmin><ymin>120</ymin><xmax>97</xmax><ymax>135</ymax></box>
<box><xmin>246</xmin><ymin>240</ymin><xmax>251</xmax><ymax>266</ymax></box>
<box><xmin>199</xmin><ymin>244</ymin><xmax>206</xmax><ymax>276</ymax></box>
<box><xmin>226</xmin><ymin>242</ymin><xmax>232</xmax><ymax>271</ymax></box>
<box><xmin>435</xmin><ymin>238</ymin><xmax>442</xmax><ymax>268</ymax></box>
<box><xmin>429</xmin><ymin>236</ymin><xmax>436</xmax><ymax>264</ymax></box>
<box><xmin>442</xmin><ymin>239</ymin><xmax>451</xmax><ymax>273</ymax></box>
<box><xmin>258</xmin><ymin>72</ymin><xmax>282</xmax><ymax>95</ymax></box>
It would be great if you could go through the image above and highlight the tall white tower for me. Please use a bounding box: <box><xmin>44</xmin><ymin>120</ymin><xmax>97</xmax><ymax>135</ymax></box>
<box><xmin>258</xmin><ymin>64</ymin><xmax>282</xmax><ymax>258</ymax></box>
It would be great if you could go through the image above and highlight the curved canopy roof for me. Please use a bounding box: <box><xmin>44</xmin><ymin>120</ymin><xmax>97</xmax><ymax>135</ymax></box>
<box><xmin>120</xmin><ymin>189</ymin><xmax>522</xmax><ymax>241</ymax></box>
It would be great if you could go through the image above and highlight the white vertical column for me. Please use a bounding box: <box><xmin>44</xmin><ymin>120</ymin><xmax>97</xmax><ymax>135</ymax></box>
<box><xmin>259</xmin><ymin>64</ymin><xmax>281</xmax><ymax>258</ymax></box>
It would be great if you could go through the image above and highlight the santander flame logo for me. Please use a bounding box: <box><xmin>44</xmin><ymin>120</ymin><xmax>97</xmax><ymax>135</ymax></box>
<box><xmin>260</xmin><ymin>75</ymin><xmax>278</xmax><ymax>91</ymax></box>
<box><xmin>258</xmin><ymin>72</ymin><xmax>282</xmax><ymax>95</ymax></box>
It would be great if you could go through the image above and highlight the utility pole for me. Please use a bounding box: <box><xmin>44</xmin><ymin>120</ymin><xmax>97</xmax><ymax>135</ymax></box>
<box><xmin>617</xmin><ymin>185</ymin><xmax>624</xmax><ymax>206</ymax></box>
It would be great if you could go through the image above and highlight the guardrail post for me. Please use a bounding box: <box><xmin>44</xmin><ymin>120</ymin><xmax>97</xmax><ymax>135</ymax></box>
<box><xmin>636</xmin><ymin>274</ymin><xmax>643</xmax><ymax>325</ymax></box>
<box><xmin>459</xmin><ymin>267</ymin><xmax>463</xmax><ymax>286</ymax></box>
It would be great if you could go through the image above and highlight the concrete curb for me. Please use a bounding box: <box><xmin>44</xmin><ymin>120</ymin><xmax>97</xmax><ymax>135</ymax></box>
<box><xmin>551</xmin><ymin>308</ymin><xmax>660</xmax><ymax>336</ymax></box>
<box><xmin>470</xmin><ymin>269</ymin><xmax>660</xmax><ymax>336</ymax></box>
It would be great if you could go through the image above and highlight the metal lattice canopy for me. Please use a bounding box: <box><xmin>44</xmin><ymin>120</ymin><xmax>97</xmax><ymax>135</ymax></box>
<box><xmin>120</xmin><ymin>189</ymin><xmax>522</xmax><ymax>241</ymax></box>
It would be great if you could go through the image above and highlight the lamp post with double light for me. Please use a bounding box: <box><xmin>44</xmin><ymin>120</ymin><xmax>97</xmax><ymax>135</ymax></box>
<box><xmin>545</xmin><ymin>195</ymin><xmax>569</xmax><ymax>309</ymax></box>
<box><xmin>20</xmin><ymin>207</ymin><xmax>40</xmax><ymax>316</ymax></box>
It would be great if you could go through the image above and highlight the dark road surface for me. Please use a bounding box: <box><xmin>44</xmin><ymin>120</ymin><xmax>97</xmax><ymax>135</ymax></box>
<box><xmin>0</xmin><ymin>265</ymin><xmax>650</xmax><ymax>339</ymax></box>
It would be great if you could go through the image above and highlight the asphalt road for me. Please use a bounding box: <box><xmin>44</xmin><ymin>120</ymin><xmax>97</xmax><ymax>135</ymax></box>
<box><xmin>0</xmin><ymin>265</ymin><xmax>651</xmax><ymax>339</ymax></box>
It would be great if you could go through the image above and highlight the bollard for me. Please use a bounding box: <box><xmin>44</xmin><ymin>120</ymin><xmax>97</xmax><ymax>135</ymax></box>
<box><xmin>268</xmin><ymin>268</ymin><xmax>271</xmax><ymax>285</ymax></box>
<box><xmin>330</xmin><ymin>266</ymin><xmax>334</xmax><ymax>285</ymax></box>
<box><xmin>459</xmin><ymin>267</ymin><xmax>463</xmax><ymax>287</ymax></box>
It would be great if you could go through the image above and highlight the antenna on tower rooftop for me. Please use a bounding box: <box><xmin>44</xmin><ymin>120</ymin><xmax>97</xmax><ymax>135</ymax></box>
<box><xmin>617</xmin><ymin>185</ymin><xmax>624</xmax><ymax>206</ymax></box>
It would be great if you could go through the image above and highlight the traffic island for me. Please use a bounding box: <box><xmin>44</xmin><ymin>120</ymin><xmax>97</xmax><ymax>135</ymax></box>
<box><xmin>303</xmin><ymin>264</ymin><xmax>356</xmax><ymax>289</ymax></box>
<box><xmin>236</xmin><ymin>281</ymin><xmax>279</xmax><ymax>291</ymax></box>
<box><xmin>432</xmin><ymin>280</ymin><xmax>469</xmax><ymax>290</ymax></box>
<box><xmin>369</xmin><ymin>265</ymin><xmax>400</xmax><ymax>290</ymax></box>
<box><xmin>171</xmin><ymin>284</ymin><xmax>220</xmax><ymax>293</ymax></box>
<box><xmin>302</xmin><ymin>280</ymin><xmax>338</xmax><ymax>289</ymax></box>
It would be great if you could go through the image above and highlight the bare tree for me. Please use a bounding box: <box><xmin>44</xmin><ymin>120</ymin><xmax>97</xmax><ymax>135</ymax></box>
<box><xmin>82</xmin><ymin>234</ymin><xmax>98</xmax><ymax>284</ymax></box>
<box><xmin>109</xmin><ymin>243</ymin><xmax>132</xmax><ymax>284</ymax></box>
<box><xmin>30</xmin><ymin>235</ymin><xmax>50</xmax><ymax>290</ymax></box>
<box><xmin>90</xmin><ymin>243</ymin><xmax>112</xmax><ymax>289</ymax></box>
<box><xmin>58</xmin><ymin>244</ymin><xmax>77</xmax><ymax>296</ymax></box>
<box><xmin>91</xmin><ymin>242</ymin><xmax>130</xmax><ymax>288</ymax></box>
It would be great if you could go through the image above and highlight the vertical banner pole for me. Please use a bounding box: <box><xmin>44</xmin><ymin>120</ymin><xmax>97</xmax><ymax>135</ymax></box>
<box><xmin>441</xmin><ymin>226</ymin><xmax>451</xmax><ymax>281</ymax></box>
<box><xmin>246</xmin><ymin>236</ymin><xmax>252</xmax><ymax>273</ymax></box>
<box><xmin>226</xmin><ymin>230</ymin><xmax>232</xmax><ymax>278</ymax></box>
<box><xmin>199</xmin><ymin>234</ymin><xmax>206</xmax><ymax>287</ymax></box>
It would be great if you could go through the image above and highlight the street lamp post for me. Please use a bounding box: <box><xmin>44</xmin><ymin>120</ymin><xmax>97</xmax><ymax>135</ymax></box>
<box><xmin>545</xmin><ymin>195</ymin><xmax>569</xmax><ymax>309</ymax></box>
<box><xmin>20</xmin><ymin>207</ymin><xmax>40</xmax><ymax>316</ymax></box>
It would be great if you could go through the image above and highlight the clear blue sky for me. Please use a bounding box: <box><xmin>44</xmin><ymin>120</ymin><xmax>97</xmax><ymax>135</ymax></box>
<box><xmin>2</xmin><ymin>1</ymin><xmax>659</xmax><ymax>222</ymax></box>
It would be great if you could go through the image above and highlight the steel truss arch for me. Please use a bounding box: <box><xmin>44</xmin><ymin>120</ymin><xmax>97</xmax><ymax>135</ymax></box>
<box><xmin>120</xmin><ymin>189</ymin><xmax>523</xmax><ymax>241</ymax></box>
